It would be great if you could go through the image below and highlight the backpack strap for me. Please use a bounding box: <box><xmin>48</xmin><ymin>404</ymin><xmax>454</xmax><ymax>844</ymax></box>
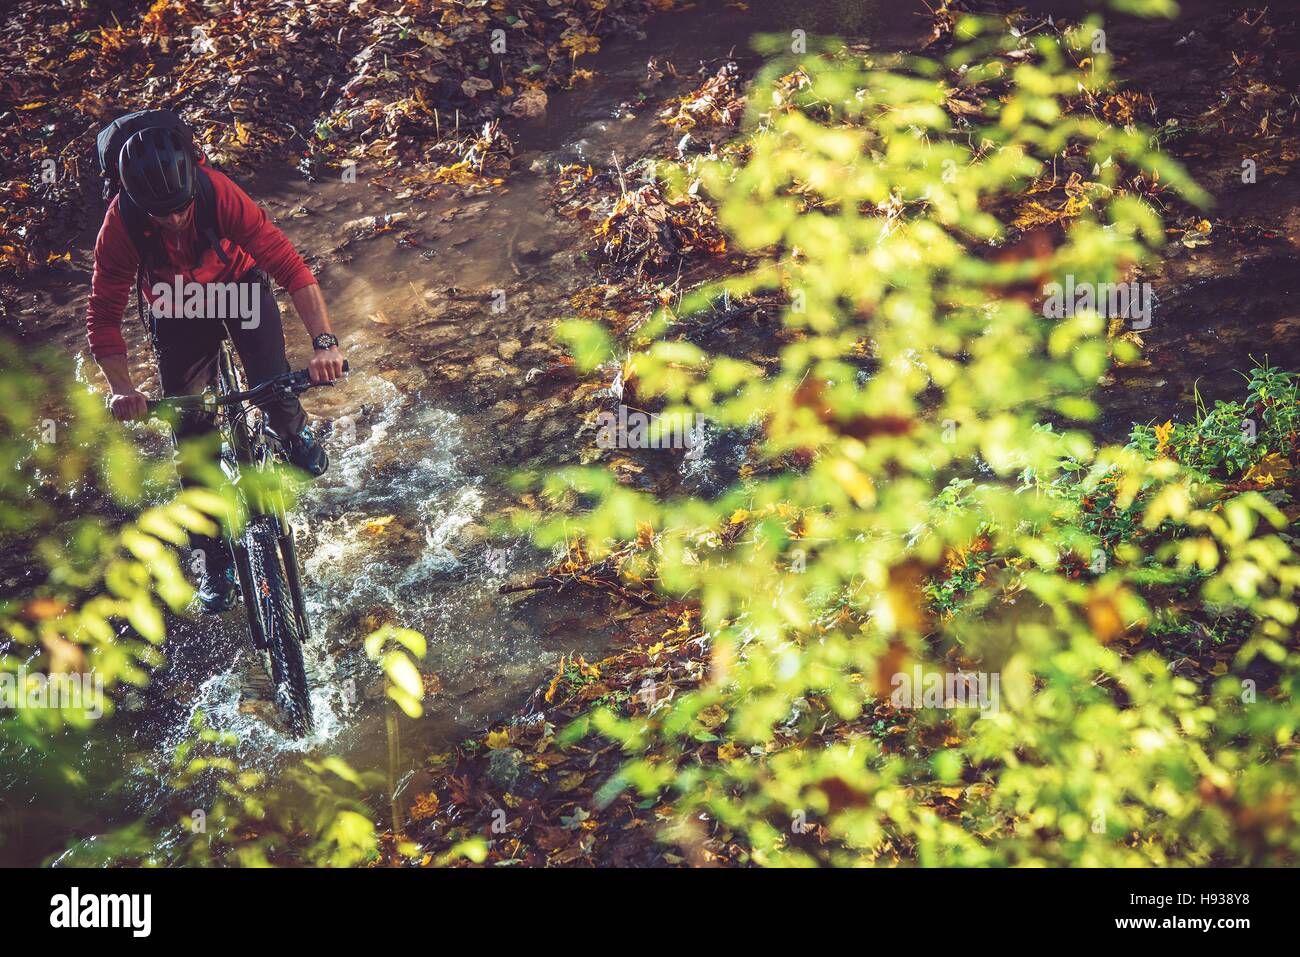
<box><xmin>136</xmin><ymin>264</ymin><xmax>157</xmax><ymax>351</ymax></box>
<box><xmin>192</xmin><ymin>166</ymin><xmax>230</xmax><ymax>267</ymax></box>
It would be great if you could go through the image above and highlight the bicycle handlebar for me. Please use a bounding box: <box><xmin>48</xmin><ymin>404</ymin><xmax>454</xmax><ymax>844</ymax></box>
<box><xmin>146</xmin><ymin>360</ymin><xmax>350</xmax><ymax>414</ymax></box>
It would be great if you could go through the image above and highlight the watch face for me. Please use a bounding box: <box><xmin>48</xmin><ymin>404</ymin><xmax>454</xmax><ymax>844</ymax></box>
<box><xmin>315</xmin><ymin>335</ymin><xmax>337</xmax><ymax>350</ymax></box>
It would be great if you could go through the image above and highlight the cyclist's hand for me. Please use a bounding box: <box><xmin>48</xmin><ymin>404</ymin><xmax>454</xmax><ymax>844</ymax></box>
<box><xmin>309</xmin><ymin>346</ymin><xmax>346</xmax><ymax>384</ymax></box>
<box><xmin>110</xmin><ymin>389</ymin><xmax>149</xmax><ymax>422</ymax></box>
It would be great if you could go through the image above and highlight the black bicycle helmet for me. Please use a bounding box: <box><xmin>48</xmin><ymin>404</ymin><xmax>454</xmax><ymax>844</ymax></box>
<box><xmin>118</xmin><ymin>127</ymin><xmax>196</xmax><ymax>216</ymax></box>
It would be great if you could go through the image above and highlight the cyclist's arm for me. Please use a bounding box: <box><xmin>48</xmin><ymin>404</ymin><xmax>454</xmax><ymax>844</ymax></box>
<box><xmin>210</xmin><ymin>168</ymin><xmax>343</xmax><ymax>382</ymax></box>
<box><xmin>98</xmin><ymin>354</ymin><xmax>147</xmax><ymax>421</ymax></box>
<box><xmin>86</xmin><ymin>200</ymin><xmax>139</xmax><ymax>362</ymax></box>
<box><xmin>290</xmin><ymin>283</ymin><xmax>345</xmax><ymax>384</ymax></box>
<box><xmin>209</xmin><ymin>167</ymin><xmax>314</xmax><ymax>295</ymax></box>
<box><xmin>87</xmin><ymin>203</ymin><xmax>148</xmax><ymax>420</ymax></box>
<box><xmin>97</xmin><ymin>352</ymin><xmax>133</xmax><ymax>391</ymax></box>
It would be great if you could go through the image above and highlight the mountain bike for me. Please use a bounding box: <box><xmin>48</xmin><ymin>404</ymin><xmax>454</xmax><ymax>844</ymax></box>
<box><xmin>148</xmin><ymin>341</ymin><xmax>349</xmax><ymax>734</ymax></box>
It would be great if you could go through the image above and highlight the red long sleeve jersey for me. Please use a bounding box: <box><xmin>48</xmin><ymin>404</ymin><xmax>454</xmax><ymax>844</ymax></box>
<box><xmin>85</xmin><ymin>167</ymin><xmax>316</xmax><ymax>358</ymax></box>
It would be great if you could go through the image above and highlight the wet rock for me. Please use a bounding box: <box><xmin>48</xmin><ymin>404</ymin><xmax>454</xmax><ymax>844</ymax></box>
<box><xmin>497</xmin><ymin>338</ymin><xmax>522</xmax><ymax>360</ymax></box>
<box><xmin>514</xmin><ymin>237</ymin><xmax>555</xmax><ymax>263</ymax></box>
<box><xmin>459</xmin><ymin>523</ymin><xmax>490</xmax><ymax>546</ymax></box>
<box><xmin>539</xmin><ymin>418</ymin><xmax>570</xmax><ymax>442</ymax></box>
<box><xmin>341</xmin><ymin>211</ymin><xmax>408</xmax><ymax>233</ymax></box>
<box><xmin>416</xmin><ymin>309</ymin><xmax>455</xmax><ymax>331</ymax></box>
<box><xmin>506</xmin><ymin>87</ymin><xmax>548</xmax><ymax>119</ymax></box>
<box><xmin>421</xmin><ymin>326</ymin><xmax>462</xmax><ymax>346</ymax></box>
<box><xmin>491</xmin><ymin>399</ymin><xmax>521</xmax><ymax>421</ymax></box>
<box><xmin>238</xmin><ymin>698</ymin><xmax>279</xmax><ymax>722</ymax></box>
<box><xmin>486</xmin><ymin>747</ymin><xmax>524</xmax><ymax>791</ymax></box>
<box><xmin>395</xmin><ymin>768</ymin><xmax>435</xmax><ymax>807</ymax></box>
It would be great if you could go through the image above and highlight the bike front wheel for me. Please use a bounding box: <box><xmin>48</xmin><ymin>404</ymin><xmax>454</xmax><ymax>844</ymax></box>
<box><xmin>243</xmin><ymin>516</ymin><xmax>313</xmax><ymax>735</ymax></box>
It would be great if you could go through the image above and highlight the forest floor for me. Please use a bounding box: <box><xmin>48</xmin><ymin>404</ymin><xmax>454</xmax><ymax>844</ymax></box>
<box><xmin>3</xmin><ymin>0</ymin><xmax>1297</xmax><ymax>867</ymax></box>
<box><xmin>380</xmin><ymin>1</ymin><xmax>1300</xmax><ymax>868</ymax></box>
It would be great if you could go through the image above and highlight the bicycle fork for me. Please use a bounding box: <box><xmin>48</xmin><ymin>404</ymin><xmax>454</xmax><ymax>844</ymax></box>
<box><xmin>259</xmin><ymin>468</ymin><xmax>312</xmax><ymax>646</ymax></box>
<box><xmin>231</xmin><ymin>534</ymin><xmax>268</xmax><ymax>651</ymax></box>
<box><xmin>228</xmin><ymin>451</ymin><xmax>313</xmax><ymax>648</ymax></box>
<box><xmin>277</xmin><ymin>515</ymin><xmax>312</xmax><ymax>645</ymax></box>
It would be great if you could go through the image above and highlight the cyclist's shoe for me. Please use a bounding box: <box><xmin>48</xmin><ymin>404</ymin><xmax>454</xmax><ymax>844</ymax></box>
<box><xmin>287</xmin><ymin>425</ymin><xmax>328</xmax><ymax>478</ymax></box>
<box><xmin>195</xmin><ymin>552</ymin><xmax>238</xmax><ymax>614</ymax></box>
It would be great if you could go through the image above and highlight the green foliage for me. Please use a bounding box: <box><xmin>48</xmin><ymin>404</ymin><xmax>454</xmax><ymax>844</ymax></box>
<box><xmin>0</xmin><ymin>339</ymin><xmax>418</xmax><ymax>867</ymax></box>
<box><xmin>555</xmin><ymin>319</ymin><xmax>615</xmax><ymax>374</ymax></box>
<box><xmin>539</xmin><ymin>14</ymin><xmax>1300</xmax><ymax>865</ymax></box>
<box><xmin>366</xmin><ymin>624</ymin><xmax>428</xmax><ymax>718</ymax></box>
<box><xmin>0</xmin><ymin>339</ymin><xmax>227</xmax><ymax>741</ymax></box>
<box><xmin>58</xmin><ymin>714</ymin><xmax>385</xmax><ymax>867</ymax></box>
<box><xmin>1128</xmin><ymin>363</ymin><xmax>1299</xmax><ymax>479</ymax></box>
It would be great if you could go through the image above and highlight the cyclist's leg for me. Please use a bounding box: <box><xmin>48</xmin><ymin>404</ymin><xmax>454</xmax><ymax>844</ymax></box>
<box><xmin>224</xmin><ymin>268</ymin><xmax>307</xmax><ymax>439</ymax></box>
<box><xmin>153</xmin><ymin>309</ymin><xmax>231</xmax><ymax>583</ymax></box>
<box><xmin>153</xmin><ymin>310</ymin><xmax>225</xmax><ymax>486</ymax></box>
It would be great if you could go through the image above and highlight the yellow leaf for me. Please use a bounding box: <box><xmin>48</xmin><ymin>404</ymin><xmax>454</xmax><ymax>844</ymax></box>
<box><xmin>485</xmin><ymin>730</ymin><xmax>510</xmax><ymax>749</ymax></box>
<box><xmin>1087</xmin><ymin>590</ymin><xmax>1126</xmax><ymax>643</ymax></box>
<box><xmin>830</xmin><ymin>458</ymin><xmax>876</xmax><ymax>507</ymax></box>
<box><xmin>362</xmin><ymin>515</ymin><xmax>396</xmax><ymax>535</ymax></box>
<box><xmin>1243</xmin><ymin>452</ymin><xmax>1290</xmax><ymax>487</ymax></box>
<box><xmin>717</xmin><ymin>742</ymin><xmax>744</xmax><ymax>761</ymax></box>
<box><xmin>1153</xmin><ymin>420</ymin><xmax>1174</xmax><ymax>457</ymax></box>
<box><xmin>697</xmin><ymin>704</ymin><xmax>728</xmax><ymax>729</ymax></box>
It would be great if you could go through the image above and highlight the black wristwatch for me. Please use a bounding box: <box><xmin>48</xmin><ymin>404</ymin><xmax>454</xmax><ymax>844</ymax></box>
<box><xmin>312</xmin><ymin>333</ymin><xmax>339</xmax><ymax>351</ymax></box>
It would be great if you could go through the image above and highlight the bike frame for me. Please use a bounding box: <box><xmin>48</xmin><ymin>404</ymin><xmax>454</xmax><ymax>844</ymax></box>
<box><xmin>215</xmin><ymin>341</ymin><xmax>315</xmax><ymax>648</ymax></box>
<box><xmin>153</xmin><ymin>340</ymin><xmax>346</xmax><ymax>649</ymax></box>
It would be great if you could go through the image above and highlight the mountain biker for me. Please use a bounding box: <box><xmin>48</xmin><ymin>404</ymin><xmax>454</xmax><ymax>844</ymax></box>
<box><xmin>87</xmin><ymin>121</ymin><xmax>346</xmax><ymax>613</ymax></box>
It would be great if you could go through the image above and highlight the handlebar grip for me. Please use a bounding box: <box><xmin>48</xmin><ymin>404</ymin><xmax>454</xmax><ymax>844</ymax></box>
<box><xmin>295</xmin><ymin>359</ymin><xmax>350</xmax><ymax>378</ymax></box>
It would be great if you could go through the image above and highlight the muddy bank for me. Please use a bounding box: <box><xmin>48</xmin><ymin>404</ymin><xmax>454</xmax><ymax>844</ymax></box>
<box><xmin>390</xmin><ymin>2</ymin><xmax>1300</xmax><ymax>866</ymax></box>
<box><xmin>1071</xmin><ymin>0</ymin><xmax>1300</xmax><ymax>435</ymax></box>
<box><xmin>0</xmin><ymin>0</ymin><xmax>678</xmax><ymax>285</ymax></box>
